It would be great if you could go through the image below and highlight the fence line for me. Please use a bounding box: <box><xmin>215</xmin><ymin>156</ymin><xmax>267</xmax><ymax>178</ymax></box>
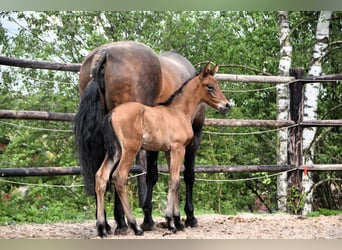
<box><xmin>1</xmin><ymin>56</ymin><xmax>341</xmax><ymax>214</ymax></box>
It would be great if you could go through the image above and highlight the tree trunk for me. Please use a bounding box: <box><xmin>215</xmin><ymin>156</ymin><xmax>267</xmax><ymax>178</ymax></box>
<box><xmin>276</xmin><ymin>11</ymin><xmax>292</xmax><ymax>212</ymax></box>
<box><xmin>302</xmin><ymin>11</ymin><xmax>333</xmax><ymax>215</ymax></box>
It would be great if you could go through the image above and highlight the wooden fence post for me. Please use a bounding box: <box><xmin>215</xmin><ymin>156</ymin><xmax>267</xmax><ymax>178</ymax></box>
<box><xmin>287</xmin><ymin>67</ymin><xmax>305</xmax><ymax>213</ymax></box>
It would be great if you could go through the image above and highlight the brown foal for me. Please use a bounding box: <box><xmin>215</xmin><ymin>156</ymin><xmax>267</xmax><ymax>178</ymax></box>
<box><xmin>95</xmin><ymin>62</ymin><xmax>231</xmax><ymax>236</ymax></box>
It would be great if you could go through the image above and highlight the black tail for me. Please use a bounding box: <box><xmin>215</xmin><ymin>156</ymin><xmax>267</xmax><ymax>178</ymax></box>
<box><xmin>74</xmin><ymin>51</ymin><xmax>107</xmax><ymax>195</ymax></box>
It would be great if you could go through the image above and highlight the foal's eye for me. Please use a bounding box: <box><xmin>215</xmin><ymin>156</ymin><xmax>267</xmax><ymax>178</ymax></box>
<box><xmin>206</xmin><ymin>84</ymin><xmax>215</xmax><ymax>92</ymax></box>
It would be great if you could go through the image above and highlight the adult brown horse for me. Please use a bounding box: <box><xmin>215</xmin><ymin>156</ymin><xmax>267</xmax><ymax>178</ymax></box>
<box><xmin>96</xmin><ymin>63</ymin><xmax>230</xmax><ymax>236</ymax></box>
<box><xmin>74</xmin><ymin>41</ymin><xmax>205</xmax><ymax>235</ymax></box>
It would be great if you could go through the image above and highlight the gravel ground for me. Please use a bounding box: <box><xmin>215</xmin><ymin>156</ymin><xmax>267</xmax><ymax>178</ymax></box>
<box><xmin>0</xmin><ymin>213</ymin><xmax>341</xmax><ymax>239</ymax></box>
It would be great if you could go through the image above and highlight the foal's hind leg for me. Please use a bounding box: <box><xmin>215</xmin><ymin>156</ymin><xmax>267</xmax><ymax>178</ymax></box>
<box><xmin>165</xmin><ymin>147</ymin><xmax>185</xmax><ymax>233</ymax></box>
<box><xmin>113</xmin><ymin>149</ymin><xmax>144</xmax><ymax>236</ymax></box>
<box><xmin>96</xmin><ymin>195</ymin><xmax>112</xmax><ymax>235</ymax></box>
<box><xmin>95</xmin><ymin>154</ymin><xmax>117</xmax><ymax>237</ymax></box>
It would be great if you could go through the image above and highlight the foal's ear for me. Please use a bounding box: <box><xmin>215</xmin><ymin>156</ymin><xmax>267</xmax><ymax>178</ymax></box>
<box><xmin>211</xmin><ymin>64</ymin><xmax>219</xmax><ymax>75</ymax></box>
<box><xmin>200</xmin><ymin>62</ymin><xmax>212</xmax><ymax>79</ymax></box>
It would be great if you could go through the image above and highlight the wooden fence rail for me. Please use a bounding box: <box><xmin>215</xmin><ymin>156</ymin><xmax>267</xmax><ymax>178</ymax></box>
<box><xmin>2</xmin><ymin>164</ymin><xmax>342</xmax><ymax>178</ymax></box>
<box><xmin>0</xmin><ymin>55</ymin><xmax>81</xmax><ymax>72</ymax></box>
<box><xmin>2</xmin><ymin>110</ymin><xmax>342</xmax><ymax>128</ymax></box>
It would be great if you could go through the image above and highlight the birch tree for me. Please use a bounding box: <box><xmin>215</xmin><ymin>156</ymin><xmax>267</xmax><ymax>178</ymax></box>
<box><xmin>302</xmin><ymin>11</ymin><xmax>333</xmax><ymax>215</ymax></box>
<box><xmin>276</xmin><ymin>11</ymin><xmax>292</xmax><ymax>212</ymax></box>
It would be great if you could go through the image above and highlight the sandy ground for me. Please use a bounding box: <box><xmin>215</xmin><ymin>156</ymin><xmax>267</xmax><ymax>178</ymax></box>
<box><xmin>0</xmin><ymin>213</ymin><xmax>341</xmax><ymax>239</ymax></box>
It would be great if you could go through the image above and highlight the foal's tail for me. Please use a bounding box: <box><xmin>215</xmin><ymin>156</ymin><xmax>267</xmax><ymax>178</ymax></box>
<box><xmin>103</xmin><ymin>113</ymin><xmax>121</xmax><ymax>162</ymax></box>
<box><xmin>74</xmin><ymin>51</ymin><xmax>107</xmax><ymax>195</ymax></box>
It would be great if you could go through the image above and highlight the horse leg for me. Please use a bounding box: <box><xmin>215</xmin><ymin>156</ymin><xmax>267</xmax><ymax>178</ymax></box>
<box><xmin>95</xmin><ymin>154</ymin><xmax>116</xmax><ymax>237</ymax></box>
<box><xmin>141</xmin><ymin>150</ymin><xmax>159</xmax><ymax>231</ymax></box>
<box><xmin>96</xmin><ymin>195</ymin><xmax>112</xmax><ymax>233</ymax></box>
<box><xmin>113</xmin><ymin>189</ymin><xmax>129</xmax><ymax>235</ymax></box>
<box><xmin>165</xmin><ymin>147</ymin><xmax>184</xmax><ymax>233</ymax></box>
<box><xmin>113</xmin><ymin>150</ymin><xmax>144</xmax><ymax>236</ymax></box>
<box><xmin>183</xmin><ymin>127</ymin><xmax>203</xmax><ymax>228</ymax></box>
<box><xmin>173</xmin><ymin>181</ymin><xmax>185</xmax><ymax>231</ymax></box>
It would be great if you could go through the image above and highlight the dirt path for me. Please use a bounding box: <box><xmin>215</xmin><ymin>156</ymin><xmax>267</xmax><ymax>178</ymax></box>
<box><xmin>0</xmin><ymin>213</ymin><xmax>341</xmax><ymax>239</ymax></box>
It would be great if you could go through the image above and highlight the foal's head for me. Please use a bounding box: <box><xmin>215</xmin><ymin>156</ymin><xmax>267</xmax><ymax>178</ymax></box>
<box><xmin>197</xmin><ymin>62</ymin><xmax>231</xmax><ymax>114</ymax></box>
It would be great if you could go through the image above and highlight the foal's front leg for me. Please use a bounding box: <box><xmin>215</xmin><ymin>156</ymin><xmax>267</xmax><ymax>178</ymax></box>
<box><xmin>95</xmin><ymin>154</ymin><xmax>115</xmax><ymax>237</ymax></box>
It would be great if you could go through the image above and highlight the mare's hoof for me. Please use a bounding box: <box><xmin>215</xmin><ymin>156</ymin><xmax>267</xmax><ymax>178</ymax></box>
<box><xmin>176</xmin><ymin>222</ymin><xmax>185</xmax><ymax>231</ymax></box>
<box><xmin>114</xmin><ymin>225</ymin><xmax>129</xmax><ymax>235</ymax></box>
<box><xmin>185</xmin><ymin>216</ymin><xmax>198</xmax><ymax>228</ymax></box>
<box><xmin>141</xmin><ymin>220</ymin><xmax>155</xmax><ymax>231</ymax></box>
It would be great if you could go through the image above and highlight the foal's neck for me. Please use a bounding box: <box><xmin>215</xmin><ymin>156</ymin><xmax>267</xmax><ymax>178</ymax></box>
<box><xmin>167</xmin><ymin>78</ymin><xmax>203</xmax><ymax>121</ymax></box>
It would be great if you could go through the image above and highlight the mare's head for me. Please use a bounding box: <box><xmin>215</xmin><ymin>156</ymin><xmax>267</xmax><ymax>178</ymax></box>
<box><xmin>196</xmin><ymin>62</ymin><xmax>231</xmax><ymax>114</ymax></box>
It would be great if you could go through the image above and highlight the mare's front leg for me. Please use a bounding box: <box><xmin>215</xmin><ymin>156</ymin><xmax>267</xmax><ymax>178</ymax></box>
<box><xmin>141</xmin><ymin>150</ymin><xmax>159</xmax><ymax>231</ymax></box>
<box><xmin>165</xmin><ymin>147</ymin><xmax>185</xmax><ymax>233</ymax></box>
<box><xmin>95</xmin><ymin>154</ymin><xmax>116</xmax><ymax>237</ymax></box>
<box><xmin>183</xmin><ymin>121</ymin><xmax>204</xmax><ymax>228</ymax></box>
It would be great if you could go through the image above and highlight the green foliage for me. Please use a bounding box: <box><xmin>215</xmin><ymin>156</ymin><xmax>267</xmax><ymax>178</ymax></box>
<box><xmin>307</xmin><ymin>208</ymin><xmax>342</xmax><ymax>217</ymax></box>
<box><xmin>287</xmin><ymin>186</ymin><xmax>305</xmax><ymax>215</ymax></box>
<box><xmin>0</xmin><ymin>177</ymin><xmax>94</xmax><ymax>225</ymax></box>
<box><xmin>0</xmin><ymin>11</ymin><xmax>341</xmax><ymax>224</ymax></box>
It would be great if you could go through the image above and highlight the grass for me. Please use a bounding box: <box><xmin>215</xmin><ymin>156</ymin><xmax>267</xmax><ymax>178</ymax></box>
<box><xmin>307</xmin><ymin>208</ymin><xmax>342</xmax><ymax>217</ymax></box>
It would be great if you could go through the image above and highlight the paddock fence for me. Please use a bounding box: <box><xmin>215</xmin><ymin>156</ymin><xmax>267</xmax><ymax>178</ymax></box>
<box><xmin>0</xmin><ymin>55</ymin><xmax>341</xmax><ymax>208</ymax></box>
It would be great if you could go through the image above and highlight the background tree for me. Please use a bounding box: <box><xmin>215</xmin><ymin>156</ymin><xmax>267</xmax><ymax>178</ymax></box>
<box><xmin>276</xmin><ymin>11</ymin><xmax>292</xmax><ymax>212</ymax></box>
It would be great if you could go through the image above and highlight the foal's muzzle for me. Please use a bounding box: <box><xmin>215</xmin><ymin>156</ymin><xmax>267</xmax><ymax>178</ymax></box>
<box><xmin>218</xmin><ymin>102</ymin><xmax>231</xmax><ymax>114</ymax></box>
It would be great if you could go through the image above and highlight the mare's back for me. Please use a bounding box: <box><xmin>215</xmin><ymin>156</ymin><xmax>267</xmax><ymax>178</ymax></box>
<box><xmin>79</xmin><ymin>41</ymin><xmax>163</xmax><ymax>111</ymax></box>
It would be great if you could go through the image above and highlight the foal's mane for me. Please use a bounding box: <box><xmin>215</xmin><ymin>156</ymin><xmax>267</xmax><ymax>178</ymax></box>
<box><xmin>158</xmin><ymin>72</ymin><xmax>198</xmax><ymax>106</ymax></box>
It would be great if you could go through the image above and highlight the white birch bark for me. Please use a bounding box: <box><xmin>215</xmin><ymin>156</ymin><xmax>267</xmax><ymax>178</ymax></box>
<box><xmin>276</xmin><ymin>11</ymin><xmax>292</xmax><ymax>212</ymax></box>
<box><xmin>302</xmin><ymin>11</ymin><xmax>332</xmax><ymax>215</ymax></box>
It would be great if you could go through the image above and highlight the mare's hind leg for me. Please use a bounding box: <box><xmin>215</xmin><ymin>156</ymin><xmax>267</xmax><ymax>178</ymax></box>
<box><xmin>95</xmin><ymin>154</ymin><xmax>117</xmax><ymax>237</ymax></box>
<box><xmin>183</xmin><ymin>122</ymin><xmax>204</xmax><ymax>228</ymax></box>
<box><xmin>141</xmin><ymin>150</ymin><xmax>159</xmax><ymax>231</ymax></box>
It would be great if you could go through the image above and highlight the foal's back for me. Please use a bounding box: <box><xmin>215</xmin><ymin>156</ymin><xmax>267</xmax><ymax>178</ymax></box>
<box><xmin>111</xmin><ymin>102</ymin><xmax>194</xmax><ymax>152</ymax></box>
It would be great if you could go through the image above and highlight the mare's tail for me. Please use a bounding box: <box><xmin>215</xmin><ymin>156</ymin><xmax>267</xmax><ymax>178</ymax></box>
<box><xmin>74</xmin><ymin>51</ymin><xmax>107</xmax><ymax>195</ymax></box>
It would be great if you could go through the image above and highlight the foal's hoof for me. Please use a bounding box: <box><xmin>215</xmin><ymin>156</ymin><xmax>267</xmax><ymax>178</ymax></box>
<box><xmin>169</xmin><ymin>226</ymin><xmax>178</xmax><ymax>234</ymax></box>
<box><xmin>165</xmin><ymin>216</ymin><xmax>178</xmax><ymax>234</ymax></box>
<box><xmin>130</xmin><ymin>223</ymin><xmax>144</xmax><ymax>236</ymax></box>
<box><xmin>114</xmin><ymin>225</ymin><xmax>129</xmax><ymax>235</ymax></box>
<box><xmin>97</xmin><ymin>230</ymin><xmax>107</xmax><ymax>238</ymax></box>
<box><xmin>134</xmin><ymin>229</ymin><xmax>144</xmax><ymax>236</ymax></box>
<box><xmin>174</xmin><ymin>216</ymin><xmax>185</xmax><ymax>231</ymax></box>
<box><xmin>96</xmin><ymin>222</ymin><xmax>111</xmax><ymax>238</ymax></box>
<box><xmin>141</xmin><ymin>220</ymin><xmax>155</xmax><ymax>231</ymax></box>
